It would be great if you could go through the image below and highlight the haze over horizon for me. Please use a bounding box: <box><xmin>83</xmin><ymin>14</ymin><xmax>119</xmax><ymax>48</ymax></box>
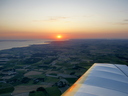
<box><xmin>0</xmin><ymin>0</ymin><xmax>128</xmax><ymax>40</ymax></box>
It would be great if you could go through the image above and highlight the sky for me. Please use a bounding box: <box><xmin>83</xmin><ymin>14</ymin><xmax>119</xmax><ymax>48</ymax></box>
<box><xmin>0</xmin><ymin>0</ymin><xmax>128</xmax><ymax>39</ymax></box>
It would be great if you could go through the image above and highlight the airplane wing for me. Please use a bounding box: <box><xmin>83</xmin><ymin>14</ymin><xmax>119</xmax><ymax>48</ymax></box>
<box><xmin>61</xmin><ymin>63</ymin><xmax>128</xmax><ymax>96</ymax></box>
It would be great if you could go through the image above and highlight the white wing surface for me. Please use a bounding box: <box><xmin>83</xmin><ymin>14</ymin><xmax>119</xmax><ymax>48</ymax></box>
<box><xmin>61</xmin><ymin>63</ymin><xmax>128</xmax><ymax>96</ymax></box>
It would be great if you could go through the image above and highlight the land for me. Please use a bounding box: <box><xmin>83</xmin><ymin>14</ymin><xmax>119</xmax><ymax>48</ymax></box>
<box><xmin>0</xmin><ymin>39</ymin><xmax>128</xmax><ymax>96</ymax></box>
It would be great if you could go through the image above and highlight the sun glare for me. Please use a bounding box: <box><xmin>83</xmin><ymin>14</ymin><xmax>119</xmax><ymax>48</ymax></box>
<box><xmin>57</xmin><ymin>35</ymin><xmax>62</xmax><ymax>39</ymax></box>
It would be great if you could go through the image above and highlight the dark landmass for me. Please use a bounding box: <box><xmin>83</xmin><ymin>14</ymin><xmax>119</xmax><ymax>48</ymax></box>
<box><xmin>0</xmin><ymin>39</ymin><xmax>128</xmax><ymax>96</ymax></box>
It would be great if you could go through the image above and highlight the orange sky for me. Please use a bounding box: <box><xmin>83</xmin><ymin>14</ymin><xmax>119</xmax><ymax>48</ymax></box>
<box><xmin>0</xmin><ymin>0</ymin><xmax>128</xmax><ymax>39</ymax></box>
<box><xmin>1</xmin><ymin>31</ymin><xmax>127</xmax><ymax>40</ymax></box>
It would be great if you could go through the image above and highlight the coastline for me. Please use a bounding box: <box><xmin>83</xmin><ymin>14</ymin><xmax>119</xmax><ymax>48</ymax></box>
<box><xmin>0</xmin><ymin>39</ymin><xmax>52</xmax><ymax>51</ymax></box>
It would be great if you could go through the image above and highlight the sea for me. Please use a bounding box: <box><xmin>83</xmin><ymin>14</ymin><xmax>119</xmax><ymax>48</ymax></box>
<box><xmin>0</xmin><ymin>39</ymin><xmax>52</xmax><ymax>50</ymax></box>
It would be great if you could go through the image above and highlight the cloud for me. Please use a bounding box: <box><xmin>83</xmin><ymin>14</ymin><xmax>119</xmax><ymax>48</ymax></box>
<box><xmin>33</xmin><ymin>16</ymin><xmax>70</xmax><ymax>22</ymax></box>
<box><xmin>124</xmin><ymin>19</ymin><xmax>128</xmax><ymax>21</ymax></box>
<box><xmin>47</xmin><ymin>16</ymin><xmax>70</xmax><ymax>21</ymax></box>
<box><xmin>112</xmin><ymin>19</ymin><xmax>128</xmax><ymax>25</ymax></box>
<box><xmin>114</xmin><ymin>22</ymin><xmax>128</xmax><ymax>25</ymax></box>
<box><xmin>83</xmin><ymin>15</ymin><xmax>93</xmax><ymax>18</ymax></box>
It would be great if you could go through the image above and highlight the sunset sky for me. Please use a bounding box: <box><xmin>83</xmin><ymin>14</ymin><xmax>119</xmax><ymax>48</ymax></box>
<box><xmin>0</xmin><ymin>0</ymin><xmax>128</xmax><ymax>39</ymax></box>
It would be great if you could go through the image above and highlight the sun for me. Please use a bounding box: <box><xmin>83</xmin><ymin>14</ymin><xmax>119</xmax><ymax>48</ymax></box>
<box><xmin>57</xmin><ymin>35</ymin><xmax>62</xmax><ymax>39</ymax></box>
